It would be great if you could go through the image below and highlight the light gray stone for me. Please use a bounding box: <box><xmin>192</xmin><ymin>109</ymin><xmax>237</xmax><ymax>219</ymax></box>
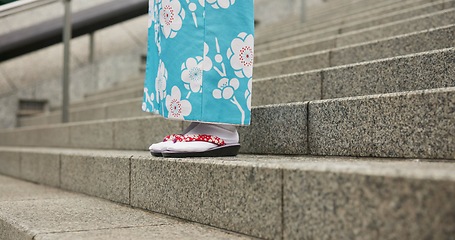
<box><xmin>0</xmin><ymin>218</ymin><xmax>29</xmax><ymax>240</ymax></box>
<box><xmin>323</xmin><ymin>48</ymin><xmax>455</xmax><ymax>99</ymax></box>
<box><xmin>339</xmin><ymin>1</ymin><xmax>447</xmax><ymax>34</ymax></box>
<box><xmin>20</xmin><ymin>152</ymin><xmax>60</xmax><ymax>187</ymax></box>
<box><xmin>69</xmin><ymin>121</ymin><xmax>114</xmax><ymax>149</ymax></box>
<box><xmin>330</xmin><ymin>24</ymin><xmax>455</xmax><ymax>66</ymax></box>
<box><xmin>70</xmin><ymin>106</ymin><xmax>107</xmax><ymax>122</ymax></box>
<box><xmin>309</xmin><ymin>87</ymin><xmax>455</xmax><ymax>159</ymax></box>
<box><xmin>131</xmin><ymin>155</ymin><xmax>282</xmax><ymax>240</ymax></box>
<box><xmin>255</xmin><ymin>40</ymin><xmax>335</xmax><ymax>63</ymax></box>
<box><xmin>0</xmin><ymin>197</ymin><xmax>173</xmax><ymax>240</ymax></box>
<box><xmin>18</xmin><ymin>115</ymin><xmax>48</xmax><ymax>128</ymax></box>
<box><xmin>283</xmin><ymin>161</ymin><xmax>455</xmax><ymax>239</ymax></box>
<box><xmin>0</xmin><ymin>175</ymin><xmax>76</xmax><ymax>201</ymax></box>
<box><xmin>36</xmin><ymin>224</ymin><xmax>253</xmax><ymax>240</ymax></box>
<box><xmin>0</xmin><ymin>151</ymin><xmax>21</xmax><ymax>178</ymax></box>
<box><xmin>336</xmin><ymin>9</ymin><xmax>455</xmax><ymax>47</ymax></box>
<box><xmin>70</xmin><ymin>88</ymin><xmax>142</xmax><ymax>109</ymax></box>
<box><xmin>253</xmin><ymin>71</ymin><xmax>321</xmax><ymax>106</ymax></box>
<box><xmin>106</xmin><ymin>98</ymin><xmax>147</xmax><ymax>119</ymax></box>
<box><xmin>114</xmin><ymin>116</ymin><xmax>182</xmax><ymax>150</ymax></box>
<box><xmin>254</xmin><ymin>51</ymin><xmax>330</xmax><ymax>78</ymax></box>
<box><xmin>239</xmin><ymin>102</ymin><xmax>308</xmax><ymax>155</ymax></box>
<box><xmin>60</xmin><ymin>151</ymin><xmax>130</xmax><ymax>204</ymax></box>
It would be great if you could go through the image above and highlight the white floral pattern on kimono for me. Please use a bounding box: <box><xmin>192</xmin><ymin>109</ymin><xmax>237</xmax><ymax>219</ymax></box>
<box><xmin>143</xmin><ymin>0</ymin><xmax>254</xmax><ymax>125</ymax></box>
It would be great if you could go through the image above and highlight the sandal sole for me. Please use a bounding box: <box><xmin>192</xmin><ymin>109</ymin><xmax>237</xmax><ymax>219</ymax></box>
<box><xmin>161</xmin><ymin>145</ymin><xmax>241</xmax><ymax>158</ymax></box>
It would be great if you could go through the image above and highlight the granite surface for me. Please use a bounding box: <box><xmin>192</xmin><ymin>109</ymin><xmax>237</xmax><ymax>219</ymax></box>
<box><xmin>323</xmin><ymin>48</ymin><xmax>455</xmax><ymax>99</ymax></box>
<box><xmin>309</xmin><ymin>87</ymin><xmax>455</xmax><ymax>159</ymax></box>
<box><xmin>131</xmin><ymin>156</ymin><xmax>282</xmax><ymax>240</ymax></box>
<box><xmin>256</xmin><ymin>38</ymin><xmax>334</xmax><ymax>63</ymax></box>
<box><xmin>0</xmin><ymin>197</ymin><xmax>174</xmax><ymax>240</ymax></box>
<box><xmin>69</xmin><ymin>120</ymin><xmax>114</xmax><ymax>149</ymax></box>
<box><xmin>106</xmin><ymin>98</ymin><xmax>147</xmax><ymax>119</ymax></box>
<box><xmin>0</xmin><ymin>151</ymin><xmax>21</xmax><ymax>178</ymax></box>
<box><xmin>60</xmin><ymin>152</ymin><xmax>130</xmax><ymax>204</ymax></box>
<box><xmin>70</xmin><ymin>106</ymin><xmax>107</xmax><ymax>123</ymax></box>
<box><xmin>339</xmin><ymin>1</ymin><xmax>446</xmax><ymax>34</ymax></box>
<box><xmin>253</xmin><ymin>72</ymin><xmax>321</xmax><ymax>106</ymax></box>
<box><xmin>0</xmin><ymin>175</ymin><xmax>76</xmax><ymax>201</ymax></box>
<box><xmin>2</xmin><ymin>149</ymin><xmax>455</xmax><ymax>239</ymax></box>
<box><xmin>283</xmin><ymin>169</ymin><xmax>455</xmax><ymax>240</ymax></box>
<box><xmin>331</xmin><ymin>24</ymin><xmax>455</xmax><ymax>66</ymax></box>
<box><xmin>36</xmin><ymin>224</ymin><xmax>254</xmax><ymax>240</ymax></box>
<box><xmin>240</xmin><ymin>102</ymin><xmax>308</xmax><ymax>155</ymax></box>
<box><xmin>113</xmin><ymin>116</ymin><xmax>182</xmax><ymax>150</ymax></box>
<box><xmin>20</xmin><ymin>152</ymin><xmax>60</xmax><ymax>187</ymax></box>
<box><xmin>336</xmin><ymin>9</ymin><xmax>455</xmax><ymax>47</ymax></box>
<box><xmin>254</xmin><ymin>51</ymin><xmax>329</xmax><ymax>78</ymax></box>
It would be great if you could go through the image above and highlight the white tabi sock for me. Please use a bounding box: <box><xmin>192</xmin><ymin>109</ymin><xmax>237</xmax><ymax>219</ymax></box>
<box><xmin>166</xmin><ymin>123</ymin><xmax>239</xmax><ymax>153</ymax></box>
<box><xmin>149</xmin><ymin>122</ymin><xmax>200</xmax><ymax>152</ymax></box>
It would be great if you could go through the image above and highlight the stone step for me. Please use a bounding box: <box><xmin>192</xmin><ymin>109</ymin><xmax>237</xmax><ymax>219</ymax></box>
<box><xmin>273</xmin><ymin>47</ymin><xmax>455</xmax><ymax>100</ymax></box>
<box><xmin>83</xmin><ymin>78</ymin><xmax>143</xmax><ymax>99</ymax></box>
<box><xmin>18</xmin><ymin>46</ymin><xmax>455</xmax><ymax>127</ymax></box>
<box><xmin>1</xmin><ymin>148</ymin><xmax>454</xmax><ymax>239</ymax></box>
<box><xmin>255</xmin><ymin>47</ymin><xmax>454</xmax><ymax>95</ymax></box>
<box><xmin>255</xmin><ymin>23</ymin><xmax>454</xmax><ymax>71</ymax></box>
<box><xmin>2</xmin><ymin>87</ymin><xmax>454</xmax><ymax>159</ymax></box>
<box><xmin>0</xmin><ymin>175</ymin><xmax>252</xmax><ymax>240</ymax></box>
<box><xmin>20</xmin><ymin>3</ymin><xmax>454</xmax><ymax>127</ymax></box>
<box><xmin>256</xmin><ymin>7</ymin><xmax>454</xmax><ymax>52</ymax></box>
<box><xmin>256</xmin><ymin>0</ymin><xmax>447</xmax><ymax>45</ymax></box>
<box><xmin>60</xmin><ymin>87</ymin><xmax>142</xmax><ymax>110</ymax></box>
<box><xmin>256</xmin><ymin>0</ymin><xmax>424</xmax><ymax>37</ymax></box>
<box><xmin>256</xmin><ymin>24</ymin><xmax>454</xmax><ymax>64</ymax></box>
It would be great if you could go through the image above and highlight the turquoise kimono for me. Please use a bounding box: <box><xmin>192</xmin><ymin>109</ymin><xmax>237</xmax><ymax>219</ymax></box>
<box><xmin>142</xmin><ymin>0</ymin><xmax>254</xmax><ymax>125</ymax></box>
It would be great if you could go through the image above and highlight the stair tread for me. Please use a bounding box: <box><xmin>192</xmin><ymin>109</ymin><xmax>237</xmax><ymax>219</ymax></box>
<box><xmin>1</xmin><ymin>146</ymin><xmax>454</xmax><ymax>180</ymax></box>
<box><xmin>0</xmin><ymin>175</ymin><xmax>252</xmax><ymax>240</ymax></box>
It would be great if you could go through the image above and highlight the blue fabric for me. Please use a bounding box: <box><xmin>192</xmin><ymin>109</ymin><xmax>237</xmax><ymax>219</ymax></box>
<box><xmin>142</xmin><ymin>0</ymin><xmax>254</xmax><ymax>125</ymax></box>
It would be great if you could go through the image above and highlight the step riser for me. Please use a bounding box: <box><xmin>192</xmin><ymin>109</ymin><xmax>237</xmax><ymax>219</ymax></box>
<box><xmin>257</xmin><ymin>0</ymin><xmax>449</xmax><ymax>46</ymax></box>
<box><xmin>256</xmin><ymin>48</ymin><xmax>454</xmax><ymax>101</ymax></box>
<box><xmin>2</xmin><ymin>88</ymin><xmax>454</xmax><ymax>159</ymax></box>
<box><xmin>256</xmin><ymin>0</ymin><xmax>431</xmax><ymax>40</ymax></box>
<box><xmin>19</xmin><ymin>25</ymin><xmax>454</xmax><ymax>127</ymax></box>
<box><xmin>257</xmin><ymin>8</ymin><xmax>454</xmax><ymax>52</ymax></box>
<box><xmin>336</xmin><ymin>9</ymin><xmax>455</xmax><ymax>47</ymax></box>
<box><xmin>256</xmin><ymin>21</ymin><xmax>454</xmax><ymax>64</ymax></box>
<box><xmin>309</xmin><ymin>88</ymin><xmax>455</xmax><ymax>159</ymax></box>
<box><xmin>1</xmin><ymin>149</ymin><xmax>454</xmax><ymax>239</ymax></box>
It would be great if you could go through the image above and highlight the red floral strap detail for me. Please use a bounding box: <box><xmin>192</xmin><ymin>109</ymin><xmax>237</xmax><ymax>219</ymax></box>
<box><xmin>180</xmin><ymin>134</ymin><xmax>226</xmax><ymax>146</ymax></box>
<box><xmin>163</xmin><ymin>134</ymin><xmax>183</xmax><ymax>142</ymax></box>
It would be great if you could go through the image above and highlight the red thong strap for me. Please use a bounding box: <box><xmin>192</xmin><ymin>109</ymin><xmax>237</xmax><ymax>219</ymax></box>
<box><xmin>163</xmin><ymin>134</ymin><xmax>226</xmax><ymax>146</ymax></box>
<box><xmin>163</xmin><ymin>134</ymin><xmax>183</xmax><ymax>142</ymax></box>
<box><xmin>182</xmin><ymin>134</ymin><xmax>226</xmax><ymax>146</ymax></box>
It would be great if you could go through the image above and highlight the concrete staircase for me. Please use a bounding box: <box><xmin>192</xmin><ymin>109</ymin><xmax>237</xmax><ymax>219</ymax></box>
<box><xmin>1</xmin><ymin>0</ymin><xmax>454</xmax><ymax>239</ymax></box>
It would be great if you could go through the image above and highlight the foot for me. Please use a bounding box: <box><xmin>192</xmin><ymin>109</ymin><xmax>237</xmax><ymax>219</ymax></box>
<box><xmin>163</xmin><ymin>123</ymin><xmax>240</xmax><ymax>158</ymax></box>
<box><xmin>149</xmin><ymin>122</ymin><xmax>199</xmax><ymax>156</ymax></box>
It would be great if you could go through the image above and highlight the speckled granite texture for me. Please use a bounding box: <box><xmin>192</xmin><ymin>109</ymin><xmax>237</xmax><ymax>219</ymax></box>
<box><xmin>253</xmin><ymin>72</ymin><xmax>321</xmax><ymax>106</ymax></box>
<box><xmin>336</xmin><ymin>9</ymin><xmax>455</xmax><ymax>47</ymax></box>
<box><xmin>239</xmin><ymin>102</ymin><xmax>308</xmax><ymax>155</ymax></box>
<box><xmin>309</xmin><ymin>87</ymin><xmax>455</xmax><ymax>159</ymax></box>
<box><xmin>323</xmin><ymin>47</ymin><xmax>455</xmax><ymax>99</ymax></box>
<box><xmin>60</xmin><ymin>152</ymin><xmax>131</xmax><ymax>204</ymax></box>
<box><xmin>283</xmin><ymin>168</ymin><xmax>455</xmax><ymax>240</ymax></box>
<box><xmin>2</xmin><ymin>150</ymin><xmax>455</xmax><ymax>239</ymax></box>
<box><xmin>0</xmin><ymin>175</ymin><xmax>251</xmax><ymax>240</ymax></box>
<box><xmin>330</xmin><ymin>24</ymin><xmax>455</xmax><ymax>66</ymax></box>
<box><xmin>254</xmin><ymin>51</ymin><xmax>330</xmax><ymax>78</ymax></box>
<box><xmin>131</xmin><ymin>156</ymin><xmax>282</xmax><ymax>240</ymax></box>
